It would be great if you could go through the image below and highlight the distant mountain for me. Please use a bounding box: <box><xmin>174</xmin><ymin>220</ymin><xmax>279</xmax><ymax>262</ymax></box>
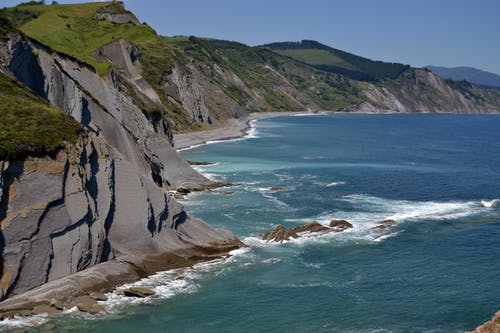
<box><xmin>425</xmin><ymin>66</ymin><xmax>500</xmax><ymax>88</ymax></box>
<box><xmin>260</xmin><ymin>40</ymin><xmax>410</xmax><ymax>81</ymax></box>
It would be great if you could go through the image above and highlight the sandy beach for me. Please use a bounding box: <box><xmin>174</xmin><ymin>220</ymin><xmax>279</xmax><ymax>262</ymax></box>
<box><xmin>174</xmin><ymin>111</ymin><xmax>306</xmax><ymax>151</ymax></box>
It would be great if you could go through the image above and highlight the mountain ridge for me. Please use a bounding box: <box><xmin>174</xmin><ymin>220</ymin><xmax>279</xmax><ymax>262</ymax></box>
<box><xmin>425</xmin><ymin>65</ymin><xmax>500</xmax><ymax>89</ymax></box>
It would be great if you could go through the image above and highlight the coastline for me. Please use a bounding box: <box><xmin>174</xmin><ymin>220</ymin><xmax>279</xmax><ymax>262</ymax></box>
<box><xmin>173</xmin><ymin>110</ymin><xmax>414</xmax><ymax>151</ymax></box>
<box><xmin>174</xmin><ymin>111</ymin><xmax>309</xmax><ymax>151</ymax></box>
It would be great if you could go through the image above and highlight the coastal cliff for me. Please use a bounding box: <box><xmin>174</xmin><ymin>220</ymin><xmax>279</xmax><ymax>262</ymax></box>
<box><xmin>0</xmin><ymin>16</ymin><xmax>241</xmax><ymax>315</ymax></box>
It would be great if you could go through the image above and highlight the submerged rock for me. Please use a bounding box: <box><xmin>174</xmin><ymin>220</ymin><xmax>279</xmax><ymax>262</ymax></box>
<box><xmin>123</xmin><ymin>287</ymin><xmax>156</xmax><ymax>298</ymax></box>
<box><xmin>270</xmin><ymin>187</ymin><xmax>288</xmax><ymax>191</ymax></box>
<box><xmin>187</xmin><ymin>160</ymin><xmax>214</xmax><ymax>166</ymax></box>
<box><xmin>371</xmin><ymin>219</ymin><xmax>397</xmax><ymax>230</ymax></box>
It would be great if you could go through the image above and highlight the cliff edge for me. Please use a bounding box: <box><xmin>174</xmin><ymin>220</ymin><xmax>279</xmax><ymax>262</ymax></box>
<box><xmin>0</xmin><ymin>18</ymin><xmax>242</xmax><ymax>316</ymax></box>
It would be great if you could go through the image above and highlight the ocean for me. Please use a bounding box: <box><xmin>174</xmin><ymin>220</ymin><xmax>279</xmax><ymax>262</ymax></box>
<box><xmin>9</xmin><ymin>114</ymin><xmax>500</xmax><ymax>332</ymax></box>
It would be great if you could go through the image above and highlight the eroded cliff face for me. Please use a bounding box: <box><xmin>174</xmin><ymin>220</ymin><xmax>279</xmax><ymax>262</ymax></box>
<box><xmin>0</xmin><ymin>32</ymin><xmax>241</xmax><ymax>306</ymax></box>
<box><xmin>358</xmin><ymin>69</ymin><xmax>500</xmax><ymax>113</ymax></box>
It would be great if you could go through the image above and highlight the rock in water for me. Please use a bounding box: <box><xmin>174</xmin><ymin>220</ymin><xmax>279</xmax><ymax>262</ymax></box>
<box><xmin>123</xmin><ymin>287</ymin><xmax>156</xmax><ymax>298</ymax></box>
<box><xmin>260</xmin><ymin>221</ymin><xmax>350</xmax><ymax>242</ymax></box>
<box><xmin>270</xmin><ymin>187</ymin><xmax>288</xmax><ymax>191</ymax></box>
<box><xmin>329</xmin><ymin>220</ymin><xmax>353</xmax><ymax>231</ymax></box>
<box><xmin>371</xmin><ymin>219</ymin><xmax>397</xmax><ymax>230</ymax></box>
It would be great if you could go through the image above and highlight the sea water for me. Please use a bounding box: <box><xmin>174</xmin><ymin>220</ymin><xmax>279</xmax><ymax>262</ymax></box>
<box><xmin>9</xmin><ymin>114</ymin><xmax>500</xmax><ymax>332</ymax></box>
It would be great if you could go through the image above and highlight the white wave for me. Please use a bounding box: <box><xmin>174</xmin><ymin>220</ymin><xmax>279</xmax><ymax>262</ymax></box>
<box><xmin>481</xmin><ymin>199</ymin><xmax>500</xmax><ymax>208</ymax></box>
<box><xmin>190</xmin><ymin>165</ymin><xmax>219</xmax><ymax>181</ymax></box>
<box><xmin>101</xmin><ymin>247</ymin><xmax>252</xmax><ymax>313</ymax></box>
<box><xmin>177</xmin><ymin>119</ymin><xmax>260</xmax><ymax>152</ymax></box>
<box><xmin>339</xmin><ymin>194</ymin><xmax>486</xmax><ymax>222</ymax></box>
<box><xmin>373</xmin><ymin>231</ymin><xmax>401</xmax><ymax>243</ymax></box>
<box><xmin>258</xmin><ymin>194</ymin><xmax>497</xmax><ymax>248</ymax></box>
<box><xmin>0</xmin><ymin>314</ymin><xmax>49</xmax><ymax>330</ymax></box>
<box><xmin>327</xmin><ymin>181</ymin><xmax>346</xmax><ymax>187</ymax></box>
<box><xmin>284</xmin><ymin>281</ymin><xmax>334</xmax><ymax>288</ymax></box>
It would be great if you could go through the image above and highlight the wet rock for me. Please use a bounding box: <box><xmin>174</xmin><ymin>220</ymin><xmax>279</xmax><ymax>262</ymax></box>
<box><xmin>74</xmin><ymin>295</ymin><xmax>106</xmax><ymax>314</ymax></box>
<box><xmin>293</xmin><ymin>221</ymin><xmax>330</xmax><ymax>234</ymax></box>
<box><xmin>223</xmin><ymin>191</ymin><xmax>234</xmax><ymax>195</ymax></box>
<box><xmin>77</xmin><ymin>303</ymin><xmax>106</xmax><ymax>315</ymax></box>
<box><xmin>90</xmin><ymin>292</ymin><xmax>108</xmax><ymax>301</ymax></box>
<box><xmin>371</xmin><ymin>219</ymin><xmax>397</xmax><ymax>230</ymax></box>
<box><xmin>261</xmin><ymin>221</ymin><xmax>334</xmax><ymax>242</ymax></box>
<box><xmin>176</xmin><ymin>187</ymin><xmax>191</xmax><ymax>195</ymax></box>
<box><xmin>329</xmin><ymin>220</ymin><xmax>353</xmax><ymax>231</ymax></box>
<box><xmin>261</xmin><ymin>225</ymin><xmax>289</xmax><ymax>242</ymax></box>
<box><xmin>123</xmin><ymin>287</ymin><xmax>156</xmax><ymax>298</ymax></box>
<box><xmin>50</xmin><ymin>299</ymin><xmax>64</xmax><ymax>310</ymax></box>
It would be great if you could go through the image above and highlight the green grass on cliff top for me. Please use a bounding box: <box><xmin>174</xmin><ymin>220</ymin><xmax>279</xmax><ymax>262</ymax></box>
<box><xmin>0</xmin><ymin>72</ymin><xmax>83</xmax><ymax>160</ymax></box>
<box><xmin>2</xmin><ymin>1</ymin><xmax>166</xmax><ymax>75</ymax></box>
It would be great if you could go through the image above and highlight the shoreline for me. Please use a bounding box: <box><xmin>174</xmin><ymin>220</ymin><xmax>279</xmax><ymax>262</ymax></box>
<box><xmin>173</xmin><ymin>110</ymin><xmax>454</xmax><ymax>151</ymax></box>
<box><xmin>174</xmin><ymin>111</ymin><xmax>310</xmax><ymax>151</ymax></box>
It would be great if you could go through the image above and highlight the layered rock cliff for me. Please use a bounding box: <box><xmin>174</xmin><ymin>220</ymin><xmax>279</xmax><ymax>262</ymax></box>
<box><xmin>0</xmin><ymin>27</ymin><xmax>241</xmax><ymax>311</ymax></box>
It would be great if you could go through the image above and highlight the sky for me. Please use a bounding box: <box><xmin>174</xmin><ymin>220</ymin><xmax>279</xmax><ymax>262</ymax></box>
<box><xmin>3</xmin><ymin>0</ymin><xmax>500</xmax><ymax>75</ymax></box>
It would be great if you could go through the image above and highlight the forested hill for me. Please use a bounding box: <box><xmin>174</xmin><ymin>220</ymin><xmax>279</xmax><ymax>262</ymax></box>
<box><xmin>261</xmin><ymin>40</ymin><xmax>410</xmax><ymax>81</ymax></box>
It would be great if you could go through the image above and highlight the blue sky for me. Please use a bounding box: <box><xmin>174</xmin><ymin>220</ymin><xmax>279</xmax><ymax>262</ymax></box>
<box><xmin>4</xmin><ymin>0</ymin><xmax>500</xmax><ymax>74</ymax></box>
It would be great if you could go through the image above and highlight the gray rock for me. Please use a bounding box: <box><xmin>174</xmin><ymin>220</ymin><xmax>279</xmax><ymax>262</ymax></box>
<box><xmin>123</xmin><ymin>287</ymin><xmax>155</xmax><ymax>298</ymax></box>
<box><xmin>0</xmin><ymin>31</ymin><xmax>243</xmax><ymax>311</ymax></box>
<box><xmin>90</xmin><ymin>292</ymin><xmax>108</xmax><ymax>301</ymax></box>
<box><xmin>32</xmin><ymin>304</ymin><xmax>61</xmax><ymax>316</ymax></box>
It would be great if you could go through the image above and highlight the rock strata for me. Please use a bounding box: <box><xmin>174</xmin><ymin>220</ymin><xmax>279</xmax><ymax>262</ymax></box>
<box><xmin>0</xmin><ymin>28</ymin><xmax>243</xmax><ymax>317</ymax></box>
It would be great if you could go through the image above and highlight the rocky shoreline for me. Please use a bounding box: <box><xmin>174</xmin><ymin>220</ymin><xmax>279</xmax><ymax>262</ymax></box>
<box><xmin>0</xmin><ymin>240</ymin><xmax>242</xmax><ymax>319</ymax></box>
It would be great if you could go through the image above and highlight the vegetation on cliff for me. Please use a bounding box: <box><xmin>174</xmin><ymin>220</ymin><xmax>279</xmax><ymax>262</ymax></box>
<box><xmin>0</xmin><ymin>72</ymin><xmax>83</xmax><ymax>160</ymax></box>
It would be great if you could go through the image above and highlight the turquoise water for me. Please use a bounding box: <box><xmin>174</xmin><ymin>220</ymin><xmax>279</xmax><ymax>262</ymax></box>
<box><xmin>22</xmin><ymin>114</ymin><xmax>500</xmax><ymax>332</ymax></box>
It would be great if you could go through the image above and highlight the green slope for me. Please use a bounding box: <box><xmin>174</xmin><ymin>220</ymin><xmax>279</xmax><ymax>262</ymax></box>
<box><xmin>0</xmin><ymin>71</ymin><xmax>83</xmax><ymax>160</ymax></box>
<box><xmin>1</xmin><ymin>1</ymin><xmax>172</xmax><ymax>76</ymax></box>
<box><xmin>262</xmin><ymin>40</ymin><xmax>410</xmax><ymax>81</ymax></box>
<box><xmin>166</xmin><ymin>36</ymin><xmax>363</xmax><ymax>112</ymax></box>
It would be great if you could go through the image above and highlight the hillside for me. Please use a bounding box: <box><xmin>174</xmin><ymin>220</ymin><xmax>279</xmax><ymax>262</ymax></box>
<box><xmin>425</xmin><ymin>65</ymin><xmax>500</xmax><ymax>89</ymax></box>
<box><xmin>261</xmin><ymin>40</ymin><xmax>410</xmax><ymax>81</ymax></box>
<box><xmin>2</xmin><ymin>2</ymin><xmax>498</xmax><ymax>137</ymax></box>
